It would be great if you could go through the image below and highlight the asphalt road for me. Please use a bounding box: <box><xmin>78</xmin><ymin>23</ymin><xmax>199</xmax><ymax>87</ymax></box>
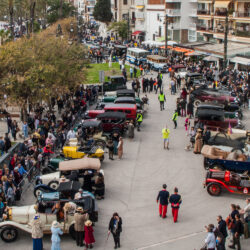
<box><xmin>2</xmin><ymin>73</ymin><xmax>250</xmax><ymax>250</ymax></box>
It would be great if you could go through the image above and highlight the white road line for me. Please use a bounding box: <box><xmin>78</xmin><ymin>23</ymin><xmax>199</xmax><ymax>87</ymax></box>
<box><xmin>135</xmin><ymin>230</ymin><xmax>206</xmax><ymax>250</ymax></box>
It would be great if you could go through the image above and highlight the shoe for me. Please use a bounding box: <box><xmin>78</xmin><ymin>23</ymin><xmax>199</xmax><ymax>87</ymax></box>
<box><xmin>228</xmin><ymin>246</ymin><xmax>236</xmax><ymax>249</ymax></box>
<box><xmin>114</xmin><ymin>246</ymin><xmax>117</xmax><ymax>249</ymax></box>
<box><xmin>159</xmin><ymin>214</ymin><xmax>162</xmax><ymax>217</ymax></box>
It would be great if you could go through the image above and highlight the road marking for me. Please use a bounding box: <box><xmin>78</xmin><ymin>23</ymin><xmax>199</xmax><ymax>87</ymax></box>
<box><xmin>135</xmin><ymin>230</ymin><xmax>205</xmax><ymax>250</ymax></box>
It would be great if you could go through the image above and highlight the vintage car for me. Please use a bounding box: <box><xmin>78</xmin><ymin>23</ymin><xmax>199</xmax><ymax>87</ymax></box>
<box><xmin>147</xmin><ymin>55</ymin><xmax>168</xmax><ymax>72</ymax></box>
<box><xmin>36</xmin><ymin>158</ymin><xmax>101</xmax><ymax>189</ymax></box>
<box><xmin>194</xmin><ymin>108</ymin><xmax>242</xmax><ymax>132</ymax></box>
<box><xmin>97</xmin><ymin>112</ymin><xmax>127</xmax><ymax>134</ymax></box>
<box><xmin>102</xmin><ymin>75</ymin><xmax>125</xmax><ymax>92</ymax></box>
<box><xmin>0</xmin><ymin>195</ymin><xmax>98</xmax><ymax>242</ymax></box>
<box><xmin>171</xmin><ymin>64</ymin><xmax>187</xmax><ymax>78</ymax></box>
<box><xmin>116</xmin><ymin>89</ymin><xmax>135</xmax><ymax>98</ymax></box>
<box><xmin>204</xmin><ymin>169</ymin><xmax>250</xmax><ymax>196</ymax></box>
<box><xmin>208</xmin><ymin>131</ymin><xmax>248</xmax><ymax>149</ymax></box>
<box><xmin>84</xmin><ymin>109</ymin><xmax>104</xmax><ymax>119</ymax></box>
<box><xmin>34</xmin><ymin>180</ymin><xmax>82</xmax><ymax>198</ymax></box>
<box><xmin>196</xmin><ymin>103</ymin><xmax>240</xmax><ymax>119</ymax></box>
<box><xmin>114</xmin><ymin>96</ymin><xmax>136</xmax><ymax>104</ymax></box>
<box><xmin>101</xmin><ymin>95</ymin><xmax>143</xmax><ymax>105</ymax></box>
<box><xmin>201</xmin><ymin>145</ymin><xmax>250</xmax><ymax>173</ymax></box>
<box><xmin>190</xmin><ymin>87</ymin><xmax>236</xmax><ymax>107</ymax></box>
<box><xmin>185</xmin><ymin>72</ymin><xmax>205</xmax><ymax>87</ymax></box>
<box><xmin>42</xmin><ymin>157</ymin><xmax>66</xmax><ymax>175</ymax></box>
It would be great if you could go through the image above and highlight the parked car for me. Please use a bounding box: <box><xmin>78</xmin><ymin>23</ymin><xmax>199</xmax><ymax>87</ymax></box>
<box><xmin>116</xmin><ymin>89</ymin><xmax>135</xmax><ymax>98</ymax></box>
<box><xmin>185</xmin><ymin>72</ymin><xmax>205</xmax><ymax>87</ymax></box>
<box><xmin>36</xmin><ymin>158</ymin><xmax>101</xmax><ymax>189</ymax></box>
<box><xmin>204</xmin><ymin>169</ymin><xmax>250</xmax><ymax>196</ymax></box>
<box><xmin>194</xmin><ymin>108</ymin><xmax>242</xmax><ymax>131</ymax></box>
<box><xmin>172</xmin><ymin>64</ymin><xmax>187</xmax><ymax>78</ymax></box>
<box><xmin>102</xmin><ymin>75</ymin><xmax>125</xmax><ymax>92</ymax></box>
<box><xmin>0</xmin><ymin>195</ymin><xmax>97</xmax><ymax>242</ymax></box>
<box><xmin>201</xmin><ymin>145</ymin><xmax>250</xmax><ymax>173</ymax></box>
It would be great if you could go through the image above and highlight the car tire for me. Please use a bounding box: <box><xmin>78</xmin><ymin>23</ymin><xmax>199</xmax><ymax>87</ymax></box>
<box><xmin>48</xmin><ymin>180</ymin><xmax>59</xmax><ymax>190</ymax></box>
<box><xmin>194</xmin><ymin>100</ymin><xmax>201</xmax><ymax>108</ymax></box>
<box><xmin>0</xmin><ymin>226</ymin><xmax>18</xmax><ymax>243</ymax></box>
<box><xmin>69</xmin><ymin>224</ymin><xmax>76</xmax><ymax>240</ymax></box>
<box><xmin>212</xmin><ymin>164</ymin><xmax>224</xmax><ymax>171</ymax></box>
<box><xmin>207</xmin><ymin>182</ymin><xmax>222</xmax><ymax>196</ymax></box>
<box><xmin>34</xmin><ymin>188</ymin><xmax>43</xmax><ymax>198</ymax></box>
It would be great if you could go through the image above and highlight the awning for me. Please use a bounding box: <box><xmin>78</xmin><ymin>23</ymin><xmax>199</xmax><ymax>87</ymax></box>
<box><xmin>132</xmin><ymin>31</ymin><xmax>143</xmax><ymax>36</ymax></box>
<box><xmin>203</xmin><ymin>55</ymin><xmax>219</xmax><ymax>61</ymax></box>
<box><xmin>230</xmin><ymin>56</ymin><xmax>250</xmax><ymax>66</ymax></box>
<box><xmin>136</xmin><ymin>5</ymin><xmax>144</xmax><ymax>9</ymax></box>
<box><xmin>214</xmin><ymin>1</ymin><xmax>231</xmax><ymax>9</ymax></box>
<box><xmin>185</xmin><ymin>51</ymin><xmax>203</xmax><ymax>56</ymax></box>
<box><xmin>198</xmin><ymin>0</ymin><xmax>212</xmax><ymax>3</ymax></box>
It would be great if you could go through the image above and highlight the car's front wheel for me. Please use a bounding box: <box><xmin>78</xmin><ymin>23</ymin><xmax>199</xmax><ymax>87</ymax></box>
<box><xmin>194</xmin><ymin>99</ymin><xmax>201</xmax><ymax>108</ymax></box>
<box><xmin>207</xmin><ymin>182</ymin><xmax>222</xmax><ymax>196</ymax></box>
<box><xmin>34</xmin><ymin>188</ymin><xmax>43</xmax><ymax>198</ymax></box>
<box><xmin>0</xmin><ymin>226</ymin><xmax>18</xmax><ymax>242</ymax></box>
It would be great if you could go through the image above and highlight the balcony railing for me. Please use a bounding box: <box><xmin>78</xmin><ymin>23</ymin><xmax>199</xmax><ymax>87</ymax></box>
<box><xmin>197</xmin><ymin>10</ymin><xmax>211</xmax><ymax>15</ymax></box>
<box><xmin>214</xmin><ymin>11</ymin><xmax>227</xmax><ymax>16</ymax></box>
<box><xmin>234</xmin><ymin>12</ymin><xmax>250</xmax><ymax>18</ymax></box>
<box><xmin>235</xmin><ymin>30</ymin><xmax>250</xmax><ymax>38</ymax></box>
<box><xmin>196</xmin><ymin>26</ymin><xmax>213</xmax><ymax>32</ymax></box>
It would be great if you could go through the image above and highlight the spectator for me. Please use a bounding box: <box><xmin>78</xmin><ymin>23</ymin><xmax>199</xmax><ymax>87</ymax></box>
<box><xmin>0</xmin><ymin>136</ymin><xmax>5</xmax><ymax>156</ymax></box>
<box><xmin>30</xmin><ymin>214</ymin><xmax>43</xmax><ymax>250</ymax></box>
<box><xmin>22</xmin><ymin>121</ymin><xmax>29</xmax><ymax>139</ymax></box>
<box><xmin>51</xmin><ymin>221</ymin><xmax>63</xmax><ymax>250</ymax></box>
<box><xmin>4</xmin><ymin>133</ymin><xmax>11</xmax><ymax>153</ymax></box>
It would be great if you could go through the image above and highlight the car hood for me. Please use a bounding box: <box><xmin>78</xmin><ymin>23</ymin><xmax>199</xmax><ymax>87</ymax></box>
<box><xmin>11</xmin><ymin>205</ymin><xmax>36</xmax><ymax>224</ymax></box>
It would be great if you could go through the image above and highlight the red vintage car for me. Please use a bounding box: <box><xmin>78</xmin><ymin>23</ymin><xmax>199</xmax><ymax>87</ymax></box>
<box><xmin>84</xmin><ymin>110</ymin><xmax>104</xmax><ymax>119</ymax></box>
<box><xmin>204</xmin><ymin>169</ymin><xmax>250</xmax><ymax>196</ymax></box>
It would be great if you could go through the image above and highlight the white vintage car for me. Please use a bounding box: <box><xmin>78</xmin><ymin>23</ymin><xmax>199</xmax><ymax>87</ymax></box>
<box><xmin>0</xmin><ymin>194</ymin><xmax>98</xmax><ymax>242</ymax></box>
<box><xmin>36</xmin><ymin>158</ymin><xmax>101</xmax><ymax>191</ymax></box>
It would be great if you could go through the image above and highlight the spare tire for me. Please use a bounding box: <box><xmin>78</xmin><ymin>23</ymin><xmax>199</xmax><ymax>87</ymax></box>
<box><xmin>48</xmin><ymin>180</ymin><xmax>59</xmax><ymax>190</ymax></box>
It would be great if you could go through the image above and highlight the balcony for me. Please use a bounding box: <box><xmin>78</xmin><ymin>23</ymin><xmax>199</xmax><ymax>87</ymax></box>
<box><xmin>233</xmin><ymin>12</ymin><xmax>250</xmax><ymax>18</ymax></box>
<box><xmin>235</xmin><ymin>30</ymin><xmax>250</xmax><ymax>38</ymax></box>
<box><xmin>197</xmin><ymin>10</ymin><xmax>211</xmax><ymax>15</ymax></box>
<box><xmin>196</xmin><ymin>26</ymin><xmax>214</xmax><ymax>33</ymax></box>
<box><xmin>166</xmin><ymin>9</ymin><xmax>181</xmax><ymax>16</ymax></box>
<box><xmin>214</xmin><ymin>11</ymin><xmax>227</xmax><ymax>17</ymax></box>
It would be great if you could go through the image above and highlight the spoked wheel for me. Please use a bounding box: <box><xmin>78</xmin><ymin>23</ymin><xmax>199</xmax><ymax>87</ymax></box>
<box><xmin>207</xmin><ymin>183</ymin><xmax>222</xmax><ymax>196</ymax></box>
<box><xmin>0</xmin><ymin>227</ymin><xmax>18</xmax><ymax>242</ymax></box>
<box><xmin>34</xmin><ymin>188</ymin><xmax>43</xmax><ymax>198</ymax></box>
<box><xmin>194</xmin><ymin>99</ymin><xmax>201</xmax><ymax>108</ymax></box>
<box><xmin>48</xmin><ymin>180</ymin><xmax>59</xmax><ymax>190</ymax></box>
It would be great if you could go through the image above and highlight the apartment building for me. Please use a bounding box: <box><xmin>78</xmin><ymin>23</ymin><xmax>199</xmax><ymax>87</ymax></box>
<box><xmin>197</xmin><ymin>0</ymin><xmax>250</xmax><ymax>44</ymax></box>
<box><xmin>111</xmin><ymin>0</ymin><xmax>132</xmax><ymax>21</ymax></box>
<box><xmin>77</xmin><ymin>0</ymin><xmax>96</xmax><ymax>22</ymax></box>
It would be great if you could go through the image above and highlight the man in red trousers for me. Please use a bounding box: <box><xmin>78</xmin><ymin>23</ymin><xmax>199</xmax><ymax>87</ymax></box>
<box><xmin>156</xmin><ymin>184</ymin><xmax>169</xmax><ymax>219</ymax></box>
<box><xmin>169</xmin><ymin>187</ymin><xmax>182</xmax><ymax>223</ymax></box>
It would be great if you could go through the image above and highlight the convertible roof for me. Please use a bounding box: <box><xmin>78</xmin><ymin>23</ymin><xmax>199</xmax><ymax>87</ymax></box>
<box><xmin>97</xmin><ymin>111</ymin><xmax>126</xmax><ymax>119</ymax></box>
<box><xmin>197</xmin><ymin>109</ymin><xmax>224</xmax><ymax>117</ymax></box>
<box><xmin>197</xmin><ymin>102</ymin><xmax>224</xmax><ymax>110</ymax></box>
<box><xmin>114</xmin><ymin>96</ymin><xmax>136</xmax><ymax>103</ymax></box>
<box><xmin>116</xmin><ymin>89</ymin><xmax>135</xmax><ymax>95</ymax></box>
<box><xmin>81</xmin><ymin>120</ymin><xmax>102</xmax><ymax>128</ymax></box>
<box><xmin>59</xmin><ymin>158</ymin><xmax>101</xmax><ymax>171</ymax></box>
<box><xmin>57</xmin><ymin>181</ymin><xmax>82</xmax><ymax>192</ymax></box>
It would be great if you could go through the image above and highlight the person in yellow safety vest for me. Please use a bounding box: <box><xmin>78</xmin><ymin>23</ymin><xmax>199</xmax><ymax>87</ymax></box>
<box><xmin>162</xmin><ymin>125</ymin><xmax>170</xmax><ymax>150</ymax></box>
<box><xmin>172</xmin><ymin>110</ymin><xmax>178</xmax><ymax>129</ymax></box>
<box><xmin>158</xmin><ymin>91</ymin><xmax>166</xmax><ymax>111</ymax></box>
<box><xmin>136</xmin><ymin>112</ymin><xmax>143</xmax><ymax>131</ymax></box>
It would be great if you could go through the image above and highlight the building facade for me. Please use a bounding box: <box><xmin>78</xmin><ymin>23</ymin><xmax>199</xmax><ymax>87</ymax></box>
<box><xmin>77</xmin><ymin>0</ymin><xmax>96</xmax><ymax>22</ymax></box>
<box><xmin>197</xmin><ymin>0</ymin><xmax>250</xmax><ymax>44</ymax></box>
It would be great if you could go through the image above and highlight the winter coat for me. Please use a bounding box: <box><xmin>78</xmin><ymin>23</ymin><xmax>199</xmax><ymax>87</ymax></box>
<box><xmin>74</xmin><ymin>213</ymin><xmax>89</xmax><ymax>232</ymax></box>
<box><xmin>51</xmin><ymin>227</ymin><xmax>63</xmax><ymax>250</ymax></box>
<box><xmin>194</xmin><ymin>133</ymin><xmax>203</xmax><ymax>153</ymax></box>
<box><xmin>84</xmin><ymin>225</ymin><xmax>95</xmax><ymax>245</ymax></box>
<box><xmin>30</xmin><ymin>219</ymin><xmax>43</xmax><ymax>239</ymax></box>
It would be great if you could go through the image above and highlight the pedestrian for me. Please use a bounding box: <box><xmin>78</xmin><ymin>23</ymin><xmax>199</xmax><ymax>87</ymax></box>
<box><xmin>30</xmin><ymin>214</ymin><xmax>43</xmax><ymax>250</ymax></box>
<box><xmin>94</xmin><ymin>172</ymin><xmax>105</xmax><ymax>199</ymax></box>
<box><xmin>216</xmin><ymin>232</ymin><xmax>226</xmax><ymax>250</ymax></box>
<box><xmin>112</xmin><ymin>132</ymin><xmax>120</xmax><ymax>155</ymax></box>
<box><xmin>180</xmin><ymin>98</ymin><xmax>186</xmax><ymax>117</ymax></box>
<box><xmin>217</xmin><ymin>215</ymin><xmax>228</xmax><ymax>242</ymax></box>
<box><xmin>187</xmin><ymin>100</ymin><xmax>194</xmax><ymax>118</ymax></box>
<box><xmin>169</xmin><ymin>187</ymin><xmax>182</xmax><ymax>223</ymax></box>
<box><xmin>108</xmin><ymin>212</ymin><xmax>122</xmax><ymax>249</ymax></box>
<box><xmin>11</xmin><ymin>120</ymin><xmax>18</xmax><ymax>141</ymax></box>
<box><xmin>239</xmin><ymin>198</ymin><xmax>250</xmax><ymax>239</ymax></box>
<box><xmin>0</xmin><ymin>136</ymin><xmax>5</xmax><ymax>156</ymax></box>
<box><xmin>158</xmin><ymin>91</ymin><xmax>166</xmax><ymax>111</ymax></box>
<box><xmin>170</xmin><ymin>78</ymin><xmax>176</xmax><ymax>95</ymax></box>
<box><xmin>204</xmin><ymin>224</ymin><xmax>216</xmax><ymax>250</ymax></box>
<box><xmin>193</xmin><ymin>128</ymin><xmax>203</xmax><ymax>154</ymax></box>
<box><xmin>127</xmin><ymin>120</ymin><xmax>135</xmax><ymax>139</ymax></box>
<box><xmin>133</xmin><ymin>67</ymin><xmax>137</xmax><ymax>78</ymax></box>
<box><xmin>172</xmin><ymin>110</ymin><xmax>178</xmax><ymax>129</ymax></box>
<box><xmin>84</xmin><ymin>220</ymin><xmax>95</xmax><ymax>249</ymax></box>
<box><xmin>203</xmin><ymin>126</ymin><xmax>211</xmax><ymax>145</ymax></box>
<box><xmin>156</xmin><ymin>184</ymin><xmax>169</xmax><ymax>219</ymax></box>
<box><xmin>74</xmin><ymin>207</ymin><xmax>89</xmax><ymax>247</ymax></box>
<box><xmin>228</xmin><ymin>214</ymin><xmax>243</xmax><ymax>250</ymax></box>
<box><xmin>4</xmin><ymin>133</ymin><xmax>11</xmax><ymax>153</ymax></box>
<box><xmin>22</xmin><ymin>121</ymin><xmax>28</xmax><ymax>139</ymax></box>
<box><xmin>51</xmin><ymin>221</ymin><xmax>63</xmax><ymax>250</ymax></box>
<box><xmin>130</xmin><ymin>67</ymin><xmax>133</xmax><ymax>79</ymax></box>
<box><xmin>136</xmin><ymin>112</ymin><xmax>143</xmax><ymax>131</ymax></box>
<box><xmin>117</xmin><ymin>137</ymin><xmax>123</xmax><ymax>160</ymax></box>
<box><xmin>107</xmin><ymin>139</ymin><xmax>114</xmax><ymax>160</ymax></box>
<box><xmin>6</xmin><ymin>183</ymin><xmax>15</xmax><ymax>206</ymax></box>
<box><xmin>7</xmin><ymin>115</ymin><xmax>12</xmax><ymax>134</ymax></box>
<box><xmin>162</xmin><ymin>125</ymin><xmax>170</xmax><ymax>150</ymax></box>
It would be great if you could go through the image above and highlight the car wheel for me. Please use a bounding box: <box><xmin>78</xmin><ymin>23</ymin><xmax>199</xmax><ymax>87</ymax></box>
<box><xmin>207</xmin><ymin>182</ymin><xmax>222</xmax><ymax>196</ymax></box>
<box><xmin>194</xmin><ymin>100</ymin><xmax>201</xmax><ymax>108</ymax></box>
<box><xmin>0</xmin><ymin>227</ymin><xmax>18</xmax><ymax>243</ymax></box>
<box><xmin>48</xmin><ymin>180</ymin><xmax>59</xmax><ymax>190</ymax></box>
<box><xmin>212</xmin><ymin>164</ymin><xmax>224</xmax><ymax>171</ymax></box>
<box><xmin>69</xmin><ymin>224</ymin><xmax>76</xmax><ymax>240</ymax></box>
<box><xmin>34</xmin><ymin>188</ymin><xmax>43</xmax><ymax>198</ymax></box>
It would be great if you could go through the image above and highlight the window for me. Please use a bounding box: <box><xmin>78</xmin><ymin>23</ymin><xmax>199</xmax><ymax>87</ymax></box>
<box><xmin>123</xmin><ymin>0</ymin><xmax>127</xmax><ymax>5</ymax></box>
<box><xmin>159</xmin><ymin>26</ymin><xmax>162</xmax><ymax>37</ymax></box>
<box><xmin>157</xmin><ymin>14</ymin><xmax>160</xmax><ymax>21</ymax></box>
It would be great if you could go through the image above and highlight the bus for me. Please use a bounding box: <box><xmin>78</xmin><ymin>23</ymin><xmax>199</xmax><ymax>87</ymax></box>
<box><xmin>126</xmin><ymin>48</ymin><xmax>150</xmax><ymax>66</ymax></box>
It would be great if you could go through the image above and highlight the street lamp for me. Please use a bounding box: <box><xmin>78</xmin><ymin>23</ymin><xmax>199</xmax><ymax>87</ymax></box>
<box><xmin>223</xmin><ymin>10</ymin><xmax>229</xmax><ymax>70</ymax></box>
<box><xmin>164</xmin><ymin>14</ymin><xmax>168</xmax><ymax>57</ymax></box>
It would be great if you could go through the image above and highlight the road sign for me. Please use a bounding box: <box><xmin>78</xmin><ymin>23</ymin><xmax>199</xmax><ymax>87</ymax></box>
<box><xmin>99</xmin><ymin>71</ymin><xmax>105</xmax><ymax>83</ymax></box>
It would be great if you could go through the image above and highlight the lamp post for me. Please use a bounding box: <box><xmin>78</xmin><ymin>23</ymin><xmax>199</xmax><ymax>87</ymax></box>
<box><xmin>223</xmin><ymin>10</ymin><xmax>229</xmax><ymax>70</ymax></box>
<box><xmin>165</xmin><ymin>14</ymin><xmax>168</xmax><ymax>57</ymax></box>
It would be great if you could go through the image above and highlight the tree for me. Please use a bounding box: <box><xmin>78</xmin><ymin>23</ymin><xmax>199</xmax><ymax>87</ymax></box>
<box><xmin>108</xmin><ymin>21</ymin><xmax>128</xmax><ymax>41</ymax></box>
<box><xmin>93</xmin><ymin>0</ymin><xmax>112</xmax><ymax>24</ymax></box>
<box><xmin>0</xmin><ymin>19</ymin><xmax>88</xmax><ymax>120</ymax></box>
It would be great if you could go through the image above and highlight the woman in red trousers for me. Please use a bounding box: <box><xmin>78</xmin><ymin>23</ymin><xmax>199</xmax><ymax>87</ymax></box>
<box><xmin>84</xmin><ymin>220</ymin><xmax>95</xmax><ymax>249</ymax></box>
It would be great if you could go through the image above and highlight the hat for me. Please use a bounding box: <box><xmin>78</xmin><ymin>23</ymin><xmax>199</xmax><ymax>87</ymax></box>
<box><xmin>79</xmin><ymin>188</ymin><xmax>83</xmax><ymax>192</ymax></box>
<box><xmin>76</xmin><ymin>207</ymin><xmax>83</xmax><ymax>212</ymax></box>
<box><xmin>85</xmin><ymin>220</ymin><xmax>92</xmax><ymax>226</ymax></box>
<box><xmin>52</xmin><ymin>221</ymin><xmax>60</xmax><ymax>228</ymax></box>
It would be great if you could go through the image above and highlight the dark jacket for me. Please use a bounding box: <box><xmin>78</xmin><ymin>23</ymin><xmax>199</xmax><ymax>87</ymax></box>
<box><xmin>109</xmin><ymin>217</ymin><xmax>122</xmax><ymax>234</ymax></box>
<box><xmin>157</xmin><ymin>190</ymin><xmax>169</xmax><ymax>205</ymax></box>
<box><xmin>234</xmin><ymin>219</ymin><xmax>243</xmax><ymax>235</ymax></box>
<box><xmin>218</xmin><ymin>220</ymin><xmax>228</xmax><ymax>238</ymax></box>
<box><xmin>169</xmin><ymin>194</ymin><xmax>182</xmax><ymax>208</ymax></box>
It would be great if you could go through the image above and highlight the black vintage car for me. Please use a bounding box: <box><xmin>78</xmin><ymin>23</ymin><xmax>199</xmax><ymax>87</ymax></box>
<box><xmin>116</xmin><ymin>89</ymin><xmax>135</xmax><ymax>98</ymax></box>
<box><xmin>102</xmin><ymin>75</ymin><xmax>125</xmax><ymax>92</ymax></box>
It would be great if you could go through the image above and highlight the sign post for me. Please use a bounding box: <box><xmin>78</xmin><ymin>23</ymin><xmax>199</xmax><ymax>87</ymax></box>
<box><xmin>99</xmin><ymin>70</ymin><xmax>105</xmax><ymax>96</ymax></box>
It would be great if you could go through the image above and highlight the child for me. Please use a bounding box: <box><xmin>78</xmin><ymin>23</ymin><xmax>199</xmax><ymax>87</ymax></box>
<box><xmin>84</xmin><ymin>220</ymin><xmax>95</xmax><ymax>249</ymax></box>
<box><xmin>184</xmin><ymin>116</ymin><xmax>190</xmax><ymax>134</ymax></box>
<box><xmin>106</xmin><ymin>139</ymin><xmax>114</xmax><ymax>160</ymax></box>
